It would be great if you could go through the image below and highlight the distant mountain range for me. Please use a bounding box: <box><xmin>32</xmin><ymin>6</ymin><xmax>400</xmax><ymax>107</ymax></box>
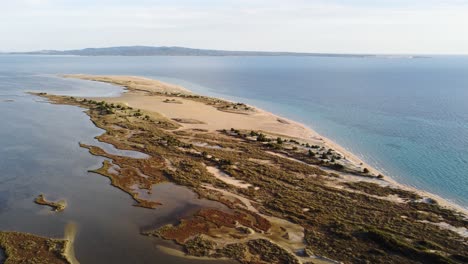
<box><xmin>3</xmin><ymin>46</ymin><xmax>375</xmax><ymax>57</ymax></box>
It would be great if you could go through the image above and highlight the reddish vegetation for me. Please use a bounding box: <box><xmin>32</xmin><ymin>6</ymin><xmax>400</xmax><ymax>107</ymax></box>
<box><xmin>200</xmin><ymin>189</ymin><xmax>247</xmax><ymax>210</ymax></box>
<box><xmin>80</xmin><ymin>144</ymin><xmax>166</xmax><ymax>208</ymax></box>
<box><xmin>134</xmin><ymin>199</ymin><xmax>162</xmax><ymax>209</ymax></box>
<box><xmin>197</xmin><ymin>209</ymin><xmax>239</xmax><ymax>228</ymax></box>
<box><xmin>249</xmin><ymin>211</ymin><xmax>272</xmax><ymax>232</ymax></box>
<box><xmin>198</xmin><ymin>209</ymin><xmax>271</xmax><ymax>232</ymax></box>
<box><xmin>158</xmin><ymin>218</ymin><xmax>214</xmax><ymax>244</ymax></box>
<box><xmin>156</xmin><ymin>208</ymin><xmax>271</xmax><ymax>243</ymax></box>
<box><xmin>81</xmin><ymin>143</ymin><xmax>166</xmax><ymax>187</ymax></box>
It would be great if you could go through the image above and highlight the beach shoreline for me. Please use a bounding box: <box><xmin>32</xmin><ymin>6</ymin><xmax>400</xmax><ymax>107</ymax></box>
<box><xmin>65</xmin><ymin>74</ymin><xmax>468</xmax><ymax>216</ymax></box>
<box><xmin>32</xmin><ymin>75</ymin><xmax>468</xmax><ymax>263</ymax></box>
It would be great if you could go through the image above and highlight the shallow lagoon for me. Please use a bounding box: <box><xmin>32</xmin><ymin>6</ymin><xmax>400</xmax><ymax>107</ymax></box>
<box><xmin>0</xmin><ymin>75</ymin><xmax>234</xmax><ymax>263</ymax></box>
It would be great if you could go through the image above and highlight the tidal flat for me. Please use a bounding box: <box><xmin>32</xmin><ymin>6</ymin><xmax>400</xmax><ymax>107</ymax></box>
<box><xmin>9</xmin><ymin>75</ymin><xmax>465</xmax><ymax>264</ymax></box>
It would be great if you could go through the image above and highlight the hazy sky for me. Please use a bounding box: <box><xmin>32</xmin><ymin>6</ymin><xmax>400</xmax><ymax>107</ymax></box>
<box><xmin>1</xmin><ymin>0</ymin><xmax>467</xmax><ymax>54</ymax></box>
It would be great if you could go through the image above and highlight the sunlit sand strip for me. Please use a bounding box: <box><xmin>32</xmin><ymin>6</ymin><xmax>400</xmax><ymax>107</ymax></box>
<box><xmin>64</xmin><ymin>222</ymin><xmax>80</xmax><ymax>264</ymax></box>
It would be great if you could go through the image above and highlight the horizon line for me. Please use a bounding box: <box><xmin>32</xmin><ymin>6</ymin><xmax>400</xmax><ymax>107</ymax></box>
<box><xmin>2</xmin><ymin>45</ymin><xmax>468</xmax><ymax>57</ymax></box>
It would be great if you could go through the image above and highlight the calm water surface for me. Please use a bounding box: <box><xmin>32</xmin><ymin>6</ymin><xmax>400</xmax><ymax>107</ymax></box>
<box><xmin>0</xmin><ymin>64</ymin><xmax>235</xmax><ymax>263</ymax></box>
<box><xmin>0</xmin><ymin>55</ymin><xmax>467</xmax><ymax>263</ymax></box>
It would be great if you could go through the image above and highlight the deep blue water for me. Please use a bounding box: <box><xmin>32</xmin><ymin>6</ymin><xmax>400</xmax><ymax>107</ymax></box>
<box><xmin>1</xmin><ymin>55</ymin><xmax>467</xmax><ymax>212</ymax></box>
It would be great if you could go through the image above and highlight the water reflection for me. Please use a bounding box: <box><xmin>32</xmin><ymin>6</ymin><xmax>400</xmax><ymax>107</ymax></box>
<box><xmin>0</xmin><ymin>247</ymin><xmax>5</xmax><ymax>264</ymax></box>
<box><xmin>83</xmin><ymin>139</ymin><xmax>150</xmax><ymax>159</ymax></box>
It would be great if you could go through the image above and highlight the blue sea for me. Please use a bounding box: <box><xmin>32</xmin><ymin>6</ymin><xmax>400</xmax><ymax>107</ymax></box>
<box><xmin>0</xmin><ymin>54</ymin><xmax>467</xmax><ymax>262</ymax></box>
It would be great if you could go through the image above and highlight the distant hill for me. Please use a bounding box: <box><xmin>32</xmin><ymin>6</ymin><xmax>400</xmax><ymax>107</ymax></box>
<box><xmin>8</xmin><ymin>46</ymin><xmax>374</xmax><ymax>57</ymax></box>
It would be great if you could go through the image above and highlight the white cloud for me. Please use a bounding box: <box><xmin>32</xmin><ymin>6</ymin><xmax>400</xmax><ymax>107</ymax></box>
<box><xmin>0</xmin><ymin>0</ymin><xmax>467</xmax><ymax>54</ymax></box>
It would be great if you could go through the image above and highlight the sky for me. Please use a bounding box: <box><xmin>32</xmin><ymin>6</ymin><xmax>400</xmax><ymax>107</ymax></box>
<box><xmin>1</xmin><ymin>0</ymin><xmax>468</xmax><ymax>54</ymax></box>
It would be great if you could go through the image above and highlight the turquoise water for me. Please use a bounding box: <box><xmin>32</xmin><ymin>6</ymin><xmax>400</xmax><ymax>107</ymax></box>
<box><xmin>1</xmin><ymin>54</ymin><xmax>467</xmax><ymax>212</ymax></box>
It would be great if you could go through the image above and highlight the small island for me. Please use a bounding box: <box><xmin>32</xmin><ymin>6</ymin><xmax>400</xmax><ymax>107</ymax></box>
<box><xmin>34</xmin><ymin>194</ymin><xmax>67</xmax><ymax>212</ymax></box>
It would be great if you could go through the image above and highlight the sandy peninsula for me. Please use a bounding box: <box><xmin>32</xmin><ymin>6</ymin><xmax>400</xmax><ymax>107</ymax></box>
<box><xmin>66</xmin><ymin>74</ymin><xmax>468</xmax><ymax>214</ymax></box>
<box><xmin>29</xmin><ymin>74</ymin><xmax>468</xmax><ymax>264</ymax></box>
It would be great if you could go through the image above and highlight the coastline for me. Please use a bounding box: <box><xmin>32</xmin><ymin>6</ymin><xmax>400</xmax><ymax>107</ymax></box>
<box><xmin>149</xmin><ymin>77</ymin><xmax>468</xmax><ymax>216</ymax></box>
<box><xmin>67</xmin><ymin>74</ymin><xmax>468</xmax><ymax>216</ymax></box>
<box><xmin>281</xmin><ymin>116</ymin><xmax>468</xmax><ymax>216</ymax></box>
<box><xmin>32</xmin><ymin>75</ymin><xmax>468</xmax><ymax>263</ymax></box>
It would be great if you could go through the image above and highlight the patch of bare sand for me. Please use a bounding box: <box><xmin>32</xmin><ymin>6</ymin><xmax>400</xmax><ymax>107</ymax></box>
<box><xmin>92</xmin><ymin>92</ymin><xmax>317</xmax><ymax>141</ymax></box>
<box><xmin>62</xmin><ymin>74</ymin><xmax>192</xmax><ymax>94</ymax></box>
<box><xmin>205</xmin><ymin>166</ymin><xmax>252</xmax><ymax>189</ymax></box>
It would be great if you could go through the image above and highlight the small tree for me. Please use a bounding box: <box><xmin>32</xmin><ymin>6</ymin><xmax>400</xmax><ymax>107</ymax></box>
<box><xmin>308</xmin><ymin>150</ymin><xmax>315</xmax><ymax>157</ymax></box>
<box><xmin>257</xmin><ymin>133</ymin><xmax>267</xmax><ymax>142</ymax></box>
<box><xmin>363</xmin><ymin>168</ymin><xmax>369</xmax><ymax>173</ymax></box>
